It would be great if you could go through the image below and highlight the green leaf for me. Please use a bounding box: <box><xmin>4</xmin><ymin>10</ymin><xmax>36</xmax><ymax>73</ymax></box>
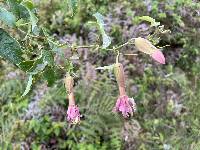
<box><xmin>28</xmin><ymin>11</ymin><xmax>38</xmax><ymax>34</ymax></box>
<box><xmin>93</xmin><ymin>12</ymin><xmax>111</xmax><ymax>49</ymax></box>
<box><xmin>43</xmin><ymin>67</ymin><xmax>57</xmax><ymax>87</ymax></box>
<box><xmin>26</xmin><ymin>7</ymin><xmax>39</xmax><ymax>35</ymax></box>
<box><xmin>20</xmin><ymin>49</ymin><xmax>54</xmax><ymax>95</ymax></box>
<box><xmin>22</xmin><ymin>74</ymin><xmax>33</xmax><ymax>97</ymax></box>
<box><xmin>0</xmin><ymin>28</ymin><xmax>23</xmax><ymax>65</ymax></box>
<box><xmin>22</xmin><ymin>63</ymin><xmax>48</xmax><ymax>96</ymax></box>
<box><xmin>19</xmin><ymin>60</ymin><xmax>34</xmax><ymax>72</ymax></box>
<box><xmin>29</xmin><ymin>59</ymin><xmax>48</xmax><ymax>75</ymax></box>
<box><xmin>8</xmin><ymin>0</ymin><xmax>39</xmax><ymax>34</ymax></box>
<box><xmin>67</xmin><ymin>0</ymin><xmax>78</xmax><ymax>17</ymax></box>
<box><xmin>42</xmin><ymin>28</ymin><xmax>64</xmax><ymax>56</ymax></box>
<box><xmin>26</xmin><ymin>50</ymin><xmax>49</xmax><ymax>74</ymax></box>
<box><xmin>19</xmin><ymin>1</ymin><xmax>39</xmax><ymax>35</ymax></box>
<box><xmin>21</xmin><ymin>51</ymin><xmax>49</xmax><ymax>96</ymax></box>
<box><xmin>22</xmin><ymin>0</ymin><xmax>35</xmax><ymax>10</ymax></box>
<box><xmin>43</xmin><ymin>50</ymin><xmax>54</xmax><ymax>66</ymax></box>
<box><xmin>8</xmin><ymin>0</ymin><xmax>30</xmax><ymax>20</ymax></box>
<box><xmin>54</xmin><ymin>127</ymin><xmax>60</xmax><ymax>136</ymax></box>
<box><xmin>0</xmin><ymin>6</ymin><xmax>16</xmax><ymax>27</ymax></box>
<box><xmin>15</xmin><ymin>18</ymin><xmax>26</xmax><ymax>27</ymax></box>
<box><xmin>138</xmin><ymin>16</ymin><xmax>160</xmax><ymax>27</ymax></box>
<box><xmin>102</xmin><ymin>33</ymin><xmax>111</xmax><ymax>49</ymax></box>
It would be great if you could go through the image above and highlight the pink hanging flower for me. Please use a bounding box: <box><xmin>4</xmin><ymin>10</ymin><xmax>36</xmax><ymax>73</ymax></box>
<box><xmin>113</xmin><ymin>95</ymin><xmax>136</xmax><ymax>118</ymax></box>
<box><xmin>113</xmin><ymin>63</ymin><xmax>136</xmax><ymax>118</ymax></box>
<box><xmin>65</xmin><ymin>75</ymin><xmax>81</xmax><ymax>124</ymax></box>
<box><xmin>151</xmin><ymin>50</ymin><xmax>165</xmax><ymax>64</ymax></box>
<box><xmin>67</xmin><ymin>105</ymin><xmax>81</xmax><ymax>124</ymax></box>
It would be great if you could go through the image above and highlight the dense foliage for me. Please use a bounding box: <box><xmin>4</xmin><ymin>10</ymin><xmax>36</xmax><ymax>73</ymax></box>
<box><xmin>0</xmin><ymin>0</ymin><xmax>200</xmax><ymax>149</ymax></box>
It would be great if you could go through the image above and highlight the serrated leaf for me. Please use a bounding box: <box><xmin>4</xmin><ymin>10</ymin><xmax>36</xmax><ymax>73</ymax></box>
<box><xmin>27</xmin><ymin>51</ymin><xmax>48</xmax><ymax>74</ymax></box>
<box><xmin>139</xmin><ymin>16</ymin><xmax>160</xmax><ymax>27</ymax></box>
<box><xmin>30</xmin><ymin>60</ymin><xmax>48</xmax><ymax>75</ymax></box>
<box><xmin>8</xmin><ymin>0</ymin><xmax>30</xmax><ymax>20</ymax></box>
<box><xmin>43</xmin><ymin>67</ymin><xmax>57</xmax><ymax>87</ymax></box>
<box><xmin>22</xmin><ymin>59</ymin><xmax>48</xmax><ymax>96</ymax></box>
<box><xmin>42</xmin><ymin>29</ymin><xmax>64</xmax><ymax>56</ymax></box>
<box><xmin>102</xmin><ymin>33</ymin><xmax>111</xmax><ymax>49</ymax></box>
<box><xmin>67</xmin><ymin>0</ymin><xmax>78</xmax><ymax>17</ymax></box>
<box><xmin>26</xmin><ymin>8</ymin><xmax>39</xmax><ymax>35</ymax></box>
<box><xmin>20</xmin><ymin>2</ymin><xmax>39</xmax><ymax>35</ymax></box>
<box><xmin>8</xmin><ymin>0</ymin><xmax>38</xmax><ymax>33</ymax></box>
<box><xmin>0</xmin><ymin>6</ymin><xmax>16</xmax><ymax>27</ymax></box>
<box><xmin>93</xmin><ymin>12</ymin><xmax>111</xmax><ymax>49</ymax></box>
<box><xmin>22</xmin><ymin>0</ymin><xmax>35</xmax><ymax>10</ymax></box>
<box><xmin>22</xmin><ymin>74</ymin><xmax>33</xmax><ymax>97</ymax></box>
<box><xmin>15</xmin><ymin>18</ymin><xmax>25</xmax><ymax>27</ymax></box>
<box><xmin>43</xmin><ymin>50</ymin><xmax>54</xmax><ymax>66</ymax></box>
<box><xmin>0</xmin><ymin>28</ymin><xmax>24</xmax><ymax>65</ymax></box>
<box><xmin>19</xmin><ymin>60</ymin><xmax>34</xmax><ymax>71</ymax></box>
<box><xmin>95</xmin><ymin>64</ymin><xmax>114</xmax><ymax>70</ymax></box>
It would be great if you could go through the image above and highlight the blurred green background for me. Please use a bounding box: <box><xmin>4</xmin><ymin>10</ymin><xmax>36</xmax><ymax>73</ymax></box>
<box><xmin>0</xmin><ymin>0</ymin><xmax>200</xmax><ymax>149</ymax></box>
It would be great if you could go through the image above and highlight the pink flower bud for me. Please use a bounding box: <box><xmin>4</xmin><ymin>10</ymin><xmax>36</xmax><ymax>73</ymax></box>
<box><xmin>151</xmin><ymin>50</ymin><xmax>165</xmax><ymax>64</ymax></box>
<box><xmin>135</xmin><ymin>37</ymin><xmax>157</xmax><ymax>55</ymax></box>
<box><xmin>135</xmin><ymin>37</ymin><xmax>166</xmax><ymax>64</ymax></box>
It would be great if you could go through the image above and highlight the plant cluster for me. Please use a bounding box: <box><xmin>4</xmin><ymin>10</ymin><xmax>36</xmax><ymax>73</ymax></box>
<box><xmin>0</xmin><ymin>0</ymin><xmax>200</xmax><ymax>149</ymax></box>
<box><xmin>0</xmin><ymin>0</ymin><xmax>168</xmax><ymax>122</ymax></box>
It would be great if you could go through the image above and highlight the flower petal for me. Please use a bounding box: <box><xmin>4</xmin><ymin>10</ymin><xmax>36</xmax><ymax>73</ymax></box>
<box><xmin>113</xmin><ymin>95</ymin><xmax>136</xmax><ymax>118</ymax></box>
<box><xmin>67</xmin><ymin>105</ymin><xmax>81</xmax><ymax>124</ymax></box>
<box><xmin>151</xmin><ymin>50</ymin><xmax>165</xmax><ymax>64</ymax></box>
